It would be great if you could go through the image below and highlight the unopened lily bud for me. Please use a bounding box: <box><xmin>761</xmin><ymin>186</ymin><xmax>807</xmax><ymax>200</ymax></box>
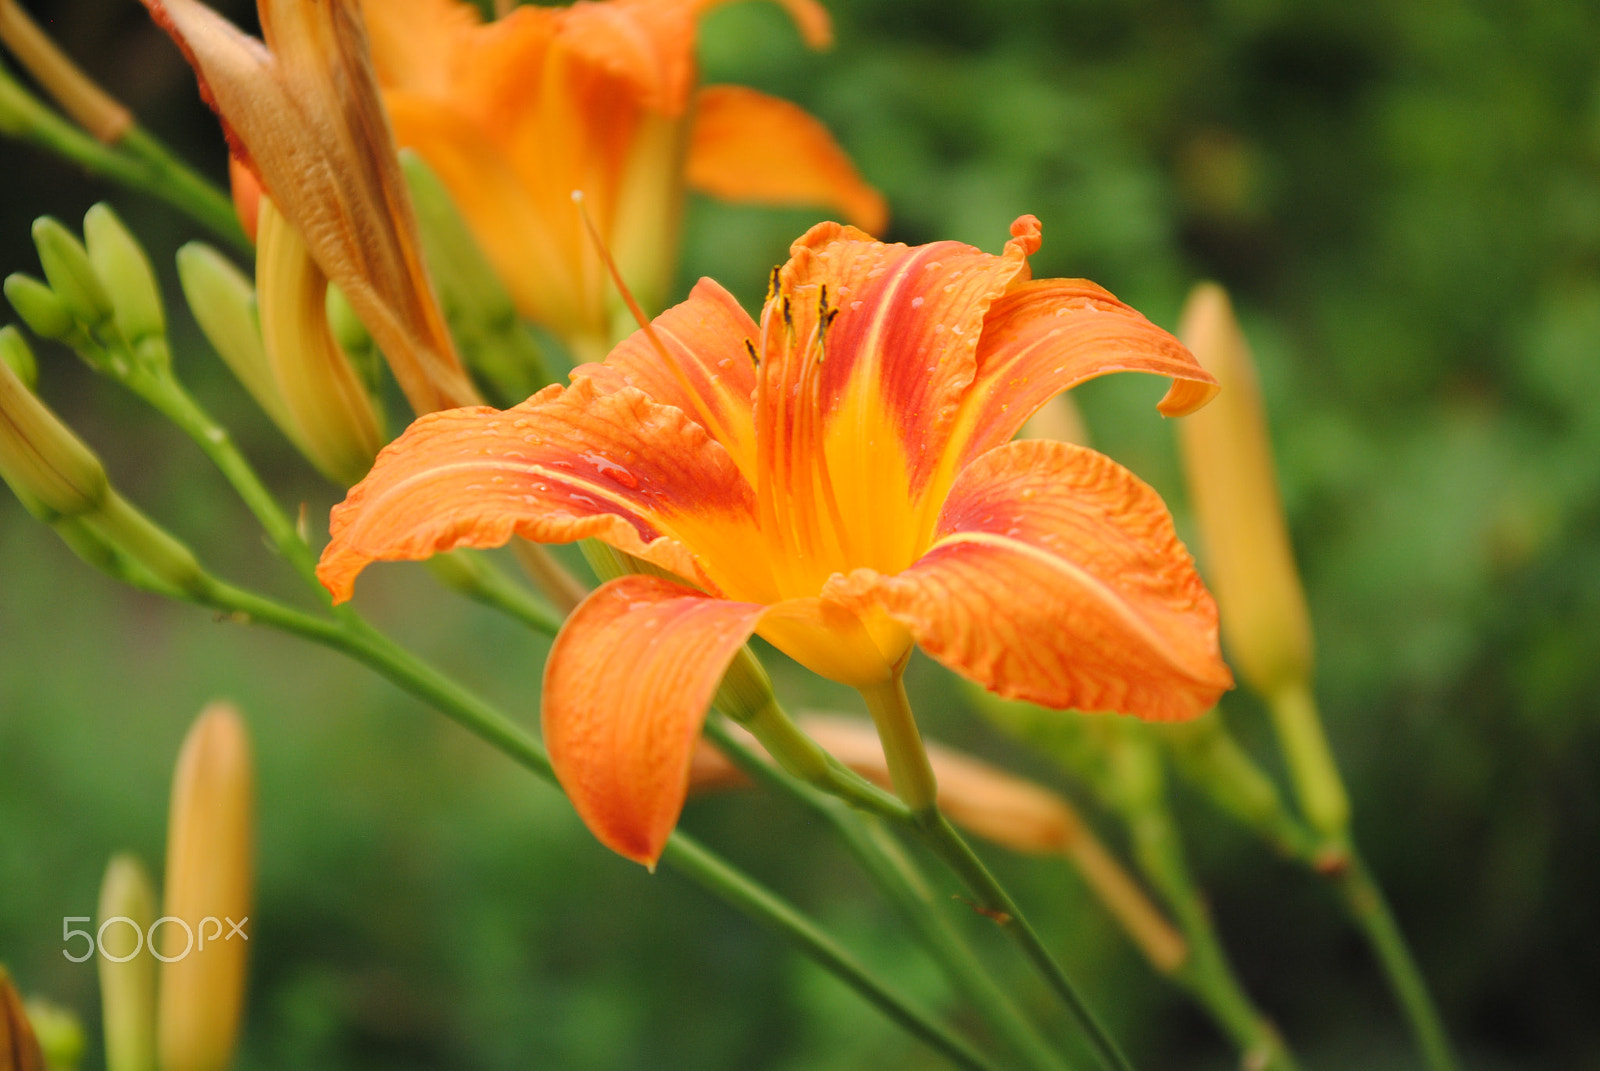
<box><xmin>84</xmin><ymin>204</ymin><xmax>167</xmax><ymax>353</ymax></box>
<box><xmin>158</xmin><ymin>703</ymin><xmax>253</xmax><ymax>1071</ymax></box>
<box><xmin>97</xmin><ymin>854</ymin><xmax>158</xmax><ymax>1071</ymax></box>
<box><xmin>255</xmin><ymin>198</ymin><xmax>383</xmax><ymax>486</ymax></box>
<box><xmin>0</xmin><ymin>336</ymin><xmax>109</xmax><ymax>518</ymax></box>
<box><xmin>1176</xmin><ymin>282</ymin><xmax>1312</xmax><ymax>699</ymax></box>
<box><xmin>31</xmin><ymin>216</ymin><xmax>113</xmax><ymax>330</ymax></box>
<box><xmin>4</xmin><ymin>273</ymin><xmax>74</xmax><ymax>341</ymax></box>
<box><xmin>0</xmin><ymin>0</ymin><xmax>132</xmax><ymax>141</ymax></box>
<box><xmin>175</xmin><ymin>242</ymin><xmax>296</xmax><ymax>437</ymax></box>
<box><xmin>0</xmin><ymin>324</ymin><xmax>37</xmax><ymax>389</ymax></box>
<box><xmin>0</xmin><ymin>965</ymin><xmax>46</xmax><ymax>1071</ymax></box>
<box><xmin>91</xmin><ymin>494</ymin><xmax>207</xmax><ymax>597</ymax></box>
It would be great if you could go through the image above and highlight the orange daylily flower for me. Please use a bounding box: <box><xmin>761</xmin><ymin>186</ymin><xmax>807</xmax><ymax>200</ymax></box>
<box><xmin>316</xmin><ymin>216</ymin><xmax>1233</xmax><ymax>866</ymax></box>
<box><xmin>360</xmin><ymin>0</ymin><xmax>887</xmax><ymax>358</ymax></box>
<box><xmin>143</xmin><ymin>0</ymin><xmax>479</xmax><ymax>414</ymax></box>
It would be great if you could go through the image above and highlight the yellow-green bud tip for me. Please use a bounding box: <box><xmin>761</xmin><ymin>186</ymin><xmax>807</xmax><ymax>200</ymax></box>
<box><xmin>4</xmin><ymin>273</ymin><xmax>74</xmax><ymax>341</ymax></box>
<box><xmin>84</xmin><ymin>204</ymin><xmax>167</xmax><ymax>349</ymax></box>
<box><xmin>98</xmin><ymin>853</ymin><xmax>158</xmax><ymax>1071</ymax></box>
<box><xmin>0</xmin><ymin>325</ymin><xmax>38</xmax><ymax>390</ymax></box>
<box><xmin>31</xmin><ymin>216</ymin><xmax>112</xmax><ymax>330</ymax></box>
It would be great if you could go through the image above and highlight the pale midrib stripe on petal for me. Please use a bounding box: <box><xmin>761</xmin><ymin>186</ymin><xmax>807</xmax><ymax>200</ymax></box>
<box><xmin>921</xmin><ymin>529</ymin><xmax>1211</xmax><ymax>684</ymax></box>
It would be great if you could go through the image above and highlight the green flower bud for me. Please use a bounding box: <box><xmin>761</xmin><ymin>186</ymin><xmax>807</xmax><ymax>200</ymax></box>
<box><xmin>175</xmin><ymin>242</ymin><xmax>290</xmax><ymax>432</ymax></box>
<box><xmin>84</xmin><ymin>203</ymin><xmax>167</xmax><ymax>350</ymax></box>
<box><xmin>89</xmin><ymin>494</ymin><xmax>206</xmax><ymax>597</ymax></box>
<box><xmin>0</xmin><ymin>339</ymin><xmax>109</xmax><ymax>518</ymax></box>
<box><xmin>32</xmin><ymin>216</ymin><xmax>113</xmax><ymax>330</ymax></box>
<box><xmin>0</xmin><ymin>324</ymin><xmax>38</xmax><ymax>390</ymax></box>
<box><xmin>4</xmin><ymin>273</ymin><xmax>74</xmax><ymax>341</ymax></box>
<box><xmin>98</xmin><ymin>854</ymin><xmax>158</xmax><ymax>1071</ymax></box>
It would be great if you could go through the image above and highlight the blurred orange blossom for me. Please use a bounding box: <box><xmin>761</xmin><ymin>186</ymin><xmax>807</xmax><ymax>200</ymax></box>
<box><xmin>361</xmin><ymin>0</ymin><xmax>887</xmax><ymax>359</ymax></box>
<box><xmin>315</xmin><ymin>215</ymin><xmax>1234</xmax><ymax>866</ymax></box>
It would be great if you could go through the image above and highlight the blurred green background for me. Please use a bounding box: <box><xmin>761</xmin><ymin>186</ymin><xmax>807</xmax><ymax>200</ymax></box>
<box><xmin>3</xmin><ymin>0</ymin><xmax>1598</xmax><ymax>1067</ymax></box>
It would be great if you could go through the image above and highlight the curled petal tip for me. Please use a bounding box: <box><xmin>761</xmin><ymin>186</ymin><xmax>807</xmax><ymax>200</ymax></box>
<box><xmin>1007</xmin><ymin>214</ymin><xmax>1043</xmax><ymax>257</ymax></box>
<box><xmin>1156</xmin><ymin>376</ymin><xmax>1221</xmax><ymax>417</ymax></box>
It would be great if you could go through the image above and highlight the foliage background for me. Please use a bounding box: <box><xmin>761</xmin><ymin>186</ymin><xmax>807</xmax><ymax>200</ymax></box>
<box><xmin>3</xmin><ymin>0</ymin><xmax>1598</xmax><ymax>1067</ymax></box>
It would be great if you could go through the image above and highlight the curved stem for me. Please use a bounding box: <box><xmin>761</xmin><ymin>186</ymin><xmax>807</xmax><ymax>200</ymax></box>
<box><xmin>1119</xmin><ymin>782</ymin><xmax>1299</xmax><ymax>1071</ymax></box>
<box><xmin>659</xmin><ymin>834</ymin><xmax>999</xmax><ymax>1071</ymax></box>
<box><xmin>1331</xmin><ymin>855</ymin><xmax>1460</xmax><ymax>1071</ymax></box>
<box><xmin>861</xmin><ymin>673</ymin><xmax>1135</xmax><ymax>1071</ymax></box>
<box><xmin>705</xmin><ymin>718</ymin><xmax>1075</xmax><ymax>1071</ymax></box>
<box><xmin>174</xmin><ymin>578</ymin><xmax>994</xmax><ymax>1071</ymax></box>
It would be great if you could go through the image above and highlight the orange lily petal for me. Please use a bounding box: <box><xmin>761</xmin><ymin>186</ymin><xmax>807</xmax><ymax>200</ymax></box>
<box><xmin>946</xmin><ymin>277</ymin><xmax>1218</xmax><ymax>474</ymax></box>
<box><xmin>383</xmin><ymin>90</ymin><xmax>597</xmax><ymax>339</ymax></box>
<box><xmin>748</xmin><ymin>218</ymin><xmax>1036</xmax><ymax>579</ymax></box>
<box><xmin>143</xmin><ymin>0</ymin><xmax>479</xmax><ymax>414</ymax></box>
<box><xmin>557</xmin><ymin>0</ymin><xmax>831</xmax><ymax>117</ymax></box>
<box><xmin>687</xmin><ymin>85</ymin><xmax>887</xmax><ymax>234</ymax></box>
<box><xmin>359</xmin><ymin>0</ymin><xmax>481</xmax><ymax>97</ymax></box>
<box><xmin>581</xmin><ymin>277</ymin><xmax>760</xmax><ymax>477</ymax></box>
<box><xmin>316</xmin><ymin>377</ymin><xmax>760</xmax><ymax>602</ymax></box>
<box><xmin>825</xmin><ymin>438</ymin><xmax>1232</xmax><ymax>721</ymax></box>
<box><xmin>545</xmin><ymin>574</ymin><xmax>767</xmax><ymax>866</ymax></box>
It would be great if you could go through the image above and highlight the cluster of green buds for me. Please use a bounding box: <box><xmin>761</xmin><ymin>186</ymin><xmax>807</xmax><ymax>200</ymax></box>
<box><xmin>0</xmin><ymin>205</ymin><xmax>213</xmax><ymax>596</ymax></box>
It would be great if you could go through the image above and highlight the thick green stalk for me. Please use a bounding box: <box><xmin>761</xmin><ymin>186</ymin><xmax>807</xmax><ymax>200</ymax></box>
<box><xmin>704</xmin><ymin>719</ymin><xmax>1075</xmax><ymax>1071</ymax></box>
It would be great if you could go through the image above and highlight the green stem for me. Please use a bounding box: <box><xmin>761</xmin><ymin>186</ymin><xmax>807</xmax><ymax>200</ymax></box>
<box><xmin>0</xmin><ymin>65</ymin><xmax>248</xmax><ymax>252</ymax></box>
<box><xmin>1119</xmin><ymin>783</ymin><xmax>1298</xmax><ymax>1071</ymax></box>
<box><xmin>1331</xmin><ymin>855</ymin><xmax>1460</xmax><ymax>1071</ymax></box>
<box><xmin>1267</xmin><ymin>679</ymin><xmax>1350</xmax><ymax>841</ymax></box>
<box><xmin>705</xmin><ymin>719</ymin><xmax>1075</xmax><ymax>1071</ymax></box>
<box><xmin>1165</xmin><ymin>717</ymin><xmax>1459</xmax><ymax>1071</ymax></box>
<box><xmin>116</xmin><ymin>128</ymin><xmax>250</xmax><ymax>251</ymax></box>
<box><xmin>862</xmin><ymin>674</ymin><xmax>1135</xmax><ymax>1071</ymax></box>
<box><xmin>129</xmin><ymin>369</ymin><xmax>337</xmax><ymax>606</ymax></box>
<box><xmin>166</xmin><ymin>577</ymin><xmax>995</xmax><ymax>1071</ymax></box>
<box><xmin>658</xmin><ymin>834</ymin><xmax>998</xmax><ymax>1071</ymax></box>
<box><xmin>914</xmin><ymin>807</ymin><xmax>1135</xmax><ymax>1071</ymax></box>
<box><xmin>859</xmin><ymin>671</ymin><xmax>939</xmax><ymax>811</ymax></box>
